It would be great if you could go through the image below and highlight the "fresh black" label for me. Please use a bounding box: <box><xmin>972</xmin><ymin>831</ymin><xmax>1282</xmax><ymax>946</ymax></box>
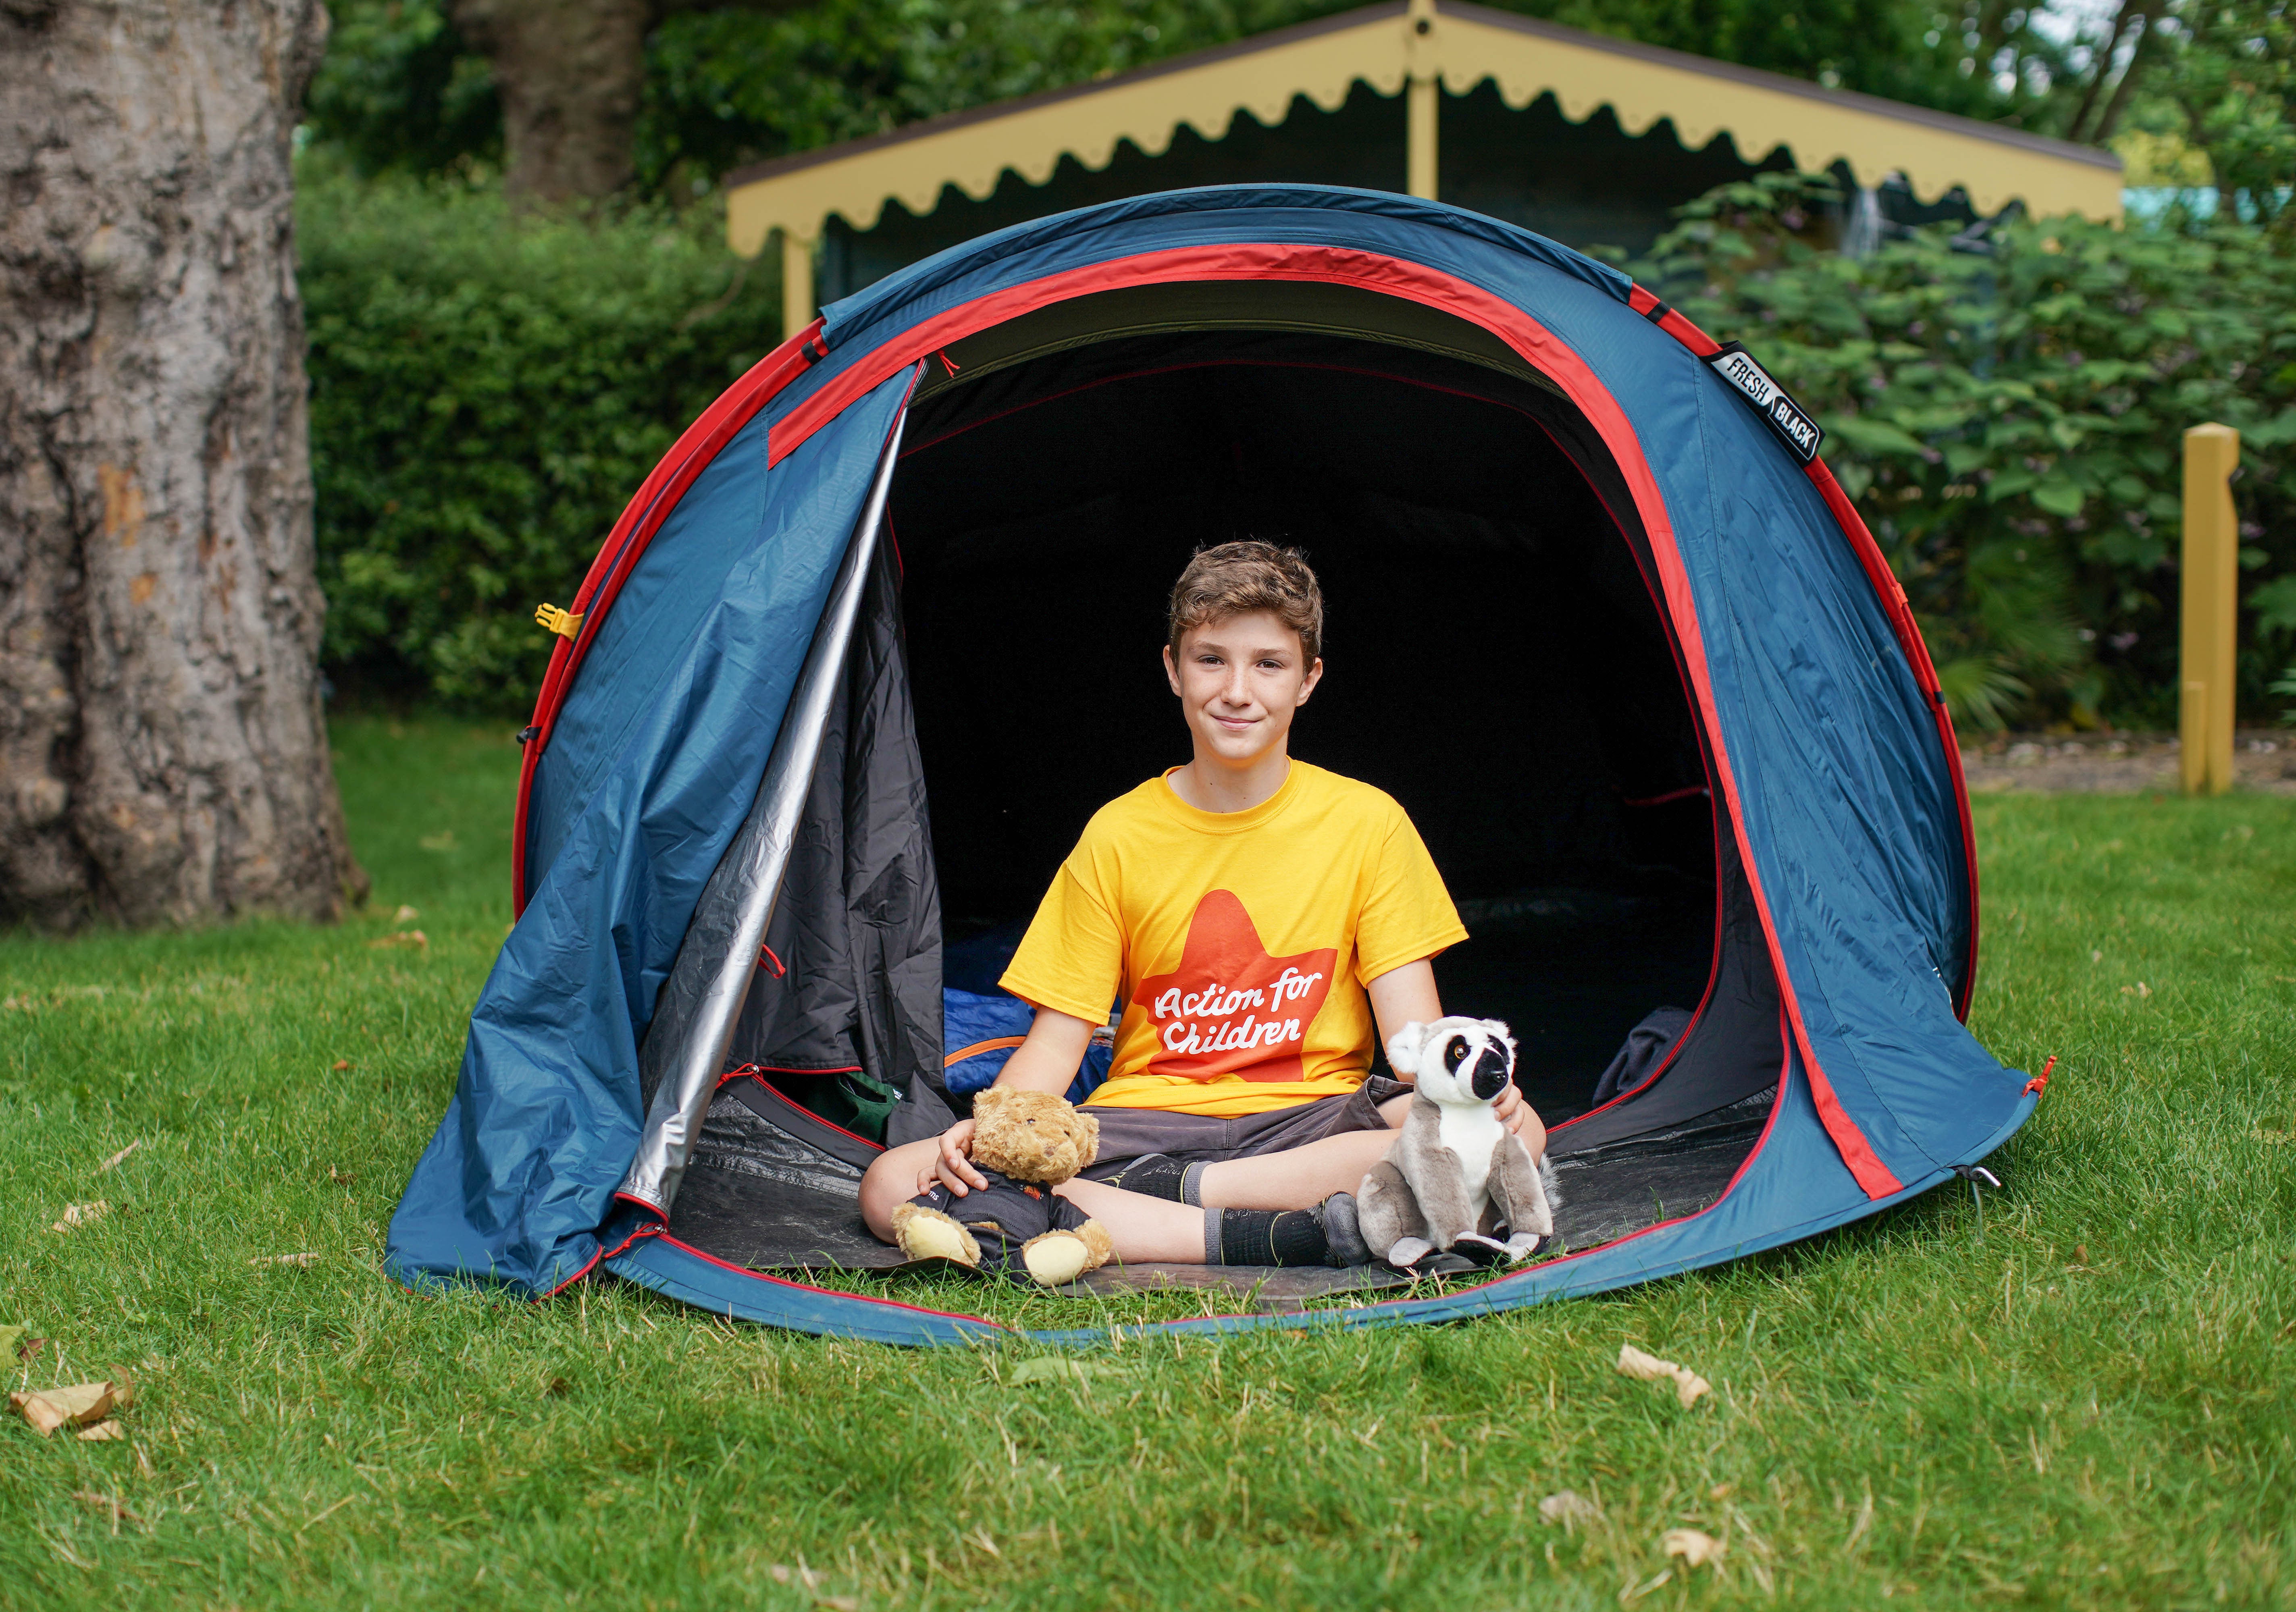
<box><xmin>1702</xmin><ymin>342</ymin><xmax>1823</xmax><ymax>464</ymax></box>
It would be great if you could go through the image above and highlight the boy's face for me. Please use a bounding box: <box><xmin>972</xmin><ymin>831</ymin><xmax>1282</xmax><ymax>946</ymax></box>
<box><xmin>1162</xmin><ymin>610</ymin><xmax>1323</xmax><ymax>767</ymax></box>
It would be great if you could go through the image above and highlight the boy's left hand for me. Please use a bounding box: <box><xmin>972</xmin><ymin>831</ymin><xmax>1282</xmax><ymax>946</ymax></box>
<box><xmin>1493</xmin><ymin>1082</ymin><xmax>1547</xmax><ymax>1161</ymax></box>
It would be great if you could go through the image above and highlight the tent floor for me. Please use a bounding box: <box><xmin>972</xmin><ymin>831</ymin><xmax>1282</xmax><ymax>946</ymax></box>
<box><xmin>662</xmin><ymin>1086</ymin><xmax>1774</xmax><ymax>1302</ymax></box>
<box><xmin>668</xmin><ymin>1168</ymin><xmax>1416</xmax><ymax>1299</ymax></box>
<box><xmin>667</xmin><ymin>1161</ymin><xmax>909</xmax><ymax>1272</ymax></box>
<box><xmin>1549</xmin><ymin>1088</ymin><xmax>1772</xmax><ymax>1250</ymax></box>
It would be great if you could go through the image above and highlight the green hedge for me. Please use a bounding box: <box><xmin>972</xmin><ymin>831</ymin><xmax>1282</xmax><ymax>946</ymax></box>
<box><xmin>301</xmin><ymin>166</ymin><xmax>2296</xmax><ymax>724</ymax></box>
<box><xmin>298</xmin><ymin>163</ymin><xmax>782</xmax><ymax>709</ymax></box>
<box><xmin>1625</xmin><ymin>177</ymin><xmax>2296</xmax><ymax>728</ymax></box>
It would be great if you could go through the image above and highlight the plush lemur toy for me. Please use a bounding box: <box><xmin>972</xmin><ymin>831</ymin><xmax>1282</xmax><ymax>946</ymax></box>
<box><xmin>1358</xmin><ymin>1017</ymin><xmax>1561</xmax><ymax>1269</ymax></box>
<box><xmin>892</xmin><ymin>1086</ymin><xmax>1117</xmax><ymax>1286</ymax></box>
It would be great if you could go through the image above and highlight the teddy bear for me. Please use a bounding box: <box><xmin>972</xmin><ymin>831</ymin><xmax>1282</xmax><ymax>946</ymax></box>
<box><xmin>1357</xmin><ymin>1016</ymin><xmax>1561</xmax><ymax>1268</ymax></box>
<box><xmin>890</xmin><ymin>1086</ymin><xmax>1117</xmax><ymax>1286</ymax></box>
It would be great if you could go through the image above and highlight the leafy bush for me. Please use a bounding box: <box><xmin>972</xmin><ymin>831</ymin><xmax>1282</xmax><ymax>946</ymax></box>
<box><xmin>1625</xmin><ymin>175</ymin><xmax>2296</xmax><ymax>728</ymax></box>
<box><xmin>298</xmin><ymin>162</ymin><xmax>782</xmax><ymax>708</ymax></box>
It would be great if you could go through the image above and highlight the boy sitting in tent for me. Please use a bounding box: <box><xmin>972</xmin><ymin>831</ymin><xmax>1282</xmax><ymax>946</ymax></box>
<box><xmin>859</xmin><ymin>542</ymin><xmax>1546</xmax><ymax>1267</ymax></box>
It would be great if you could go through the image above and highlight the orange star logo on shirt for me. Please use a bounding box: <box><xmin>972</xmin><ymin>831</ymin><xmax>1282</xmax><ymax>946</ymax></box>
<box><xmin>1131</xmin><ymin>889</ymin><xmax>1337</xmax><ymax>1084</ymax></box>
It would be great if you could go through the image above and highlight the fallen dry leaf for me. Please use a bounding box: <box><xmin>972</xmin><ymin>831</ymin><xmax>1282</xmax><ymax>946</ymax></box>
<box><xmin>332</xmin><ymin>1059</ymin><xmax>354</xmax><ymax>1072</ymax></box>
<box><xmin>1538</xmin><ymin>1489</ymin><xmax>1599</xmax><ymax>1527</ymax></box>
<box><xmin>10</xmin><ymin>1378</ymin><xmax>132</xmax><ymax>1437</ymax></box>
<box><xmin>97</xmin><ymin>1141</ymin><xmax>144</xmax><ymax>1174</ymax></box>
<box><xmin>1663</xmin><ymin>1528</ymin><xmax>1727</xmax><ymax>1568</ymax></box>
<box><xmin>51</xmin><ymin>1200</ymin><xmax>109</xmax><ymax>1234</ymax></box>
<box><xmin>17</xmin><ymin>1336</ymin><xmax>47</xmax><ymax>1363</ymax></box>
<box><xmin>1617</xmin><ymin>1344</ymin><xmax>1712</xmax><ymax>1408</ymax></box>
<box><xmin>367</xmin><ymin>929</ymin><xmax>428</xmax><ymax>951</ymax></box>
<box><xmin>1616</xmin><ymin>1343</ymin><xmax>1672</xmax><ymax>1380</ymax></box>
<box><xmin>393</xmin><ymin>904</ymin><xmax>420</xmax><ymax>924</ymax></box>
<box><xmin>1707</xmin><ymin>1482</ymin><xmax>1736</xmax><ymax>1500</ymax></box>
<box><xmin>77</xmin><ymin>1420</ymin><xmax>126</xmax><ymax>1442</ymax></box>
<box><xmin>250</xmin><ymin>1251</ymin><xmax>319</xmax><ymax>1268</ymax></box>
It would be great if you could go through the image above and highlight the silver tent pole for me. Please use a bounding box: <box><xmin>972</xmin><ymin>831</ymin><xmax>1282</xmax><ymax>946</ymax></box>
<box><xmin>617</xmin><ymin>402</ymin><xmax>910</xmax><ymax>1217</ymax></box>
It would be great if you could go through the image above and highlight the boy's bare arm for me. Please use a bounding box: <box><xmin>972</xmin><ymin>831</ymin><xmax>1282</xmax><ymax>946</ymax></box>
<box><xmin>996</xmin><ymin>1005</ymin><xmax>1098</xmax><ymax>1094</ymax></box>
<box><xmin>1365</xmin><ymin>959</ymin><xmax>1441</xmax><ymax>1045</ymax></box>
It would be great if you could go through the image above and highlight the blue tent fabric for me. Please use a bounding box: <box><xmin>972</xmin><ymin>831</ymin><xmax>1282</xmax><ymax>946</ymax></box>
<box><xmin>387</xmin><ymin>183</ymin><xmax>2034</xmax><ymax>1334</ymax></box>
<box><xmin>385</xmin><ymin>370</ymin><xmax>916</xmax><ymax>1295</ymax></box>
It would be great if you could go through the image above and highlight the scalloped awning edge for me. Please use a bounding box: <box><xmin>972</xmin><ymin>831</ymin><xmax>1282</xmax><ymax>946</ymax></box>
<box><xmin>726</xmin><ymin>0</ymin><xmax>2121</xmax><ymax>255</ymax></box>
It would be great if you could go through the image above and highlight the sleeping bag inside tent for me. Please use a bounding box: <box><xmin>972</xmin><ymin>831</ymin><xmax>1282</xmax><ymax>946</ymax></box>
<box><xmin>385</xmin><ymin>185</ymin><xmax>2044</xmax><ymax>1345</ymax></box>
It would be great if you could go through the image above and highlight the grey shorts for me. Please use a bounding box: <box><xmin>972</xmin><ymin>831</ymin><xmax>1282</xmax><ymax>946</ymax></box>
<box><xmin>1077</xmin><ymin>1075</ymin><xmax>1411</xmax><ymax>1183</ymax></box>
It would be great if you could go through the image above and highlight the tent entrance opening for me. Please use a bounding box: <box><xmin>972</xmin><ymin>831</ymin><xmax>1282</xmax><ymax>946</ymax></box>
<box><xmin>890</xmin><ymin>315</ymin><xmax>1721</xmax><ymax>1125</ymax></box>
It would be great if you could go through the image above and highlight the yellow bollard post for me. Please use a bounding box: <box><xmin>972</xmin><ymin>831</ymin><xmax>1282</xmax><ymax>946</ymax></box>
<box><xmin>2180</xmin><ymin>423</ymin><xmax>2240</xmax><ymax>796</ymax></box>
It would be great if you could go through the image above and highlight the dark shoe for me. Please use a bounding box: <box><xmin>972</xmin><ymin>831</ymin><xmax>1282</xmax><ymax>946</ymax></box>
<box><xmin>1318</xmin><ymin>1191</ymin><xmax>1372</xmax><ymax>1267</ymax></box>
<box><xmin>1098</xmin><ymin>1152</ymin><xmax>1190</xmax><ymax>1202</ymax></box>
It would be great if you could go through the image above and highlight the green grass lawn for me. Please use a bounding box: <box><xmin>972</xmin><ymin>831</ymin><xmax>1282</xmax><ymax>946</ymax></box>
<box><xmin>3</xmin><ymin>716</ymin><xmax>2291</xmax><ymax>1609</ymax></box>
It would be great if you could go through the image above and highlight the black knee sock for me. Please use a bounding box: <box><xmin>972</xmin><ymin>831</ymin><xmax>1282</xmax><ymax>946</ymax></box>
<box><xmin>1102</xmin><ymin>1153</ymin><xmax>1191</xmax><ymax>1203</ymax></box>
<box><xmin>1210</xmin><ymin>1207</ymin><xmax>1330</xmax><ymax>1267</ymax></box>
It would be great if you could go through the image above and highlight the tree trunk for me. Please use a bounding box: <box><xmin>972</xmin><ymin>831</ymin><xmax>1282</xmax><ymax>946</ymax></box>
<box><xmin>450</xmin><ymin>0</ymin><xmax>652</xmax><ymax>202</ymax></box>
<box><xmin>0</xmin><ymin>0</ymin><xmax>368</xmax><ymax>928</ymax></box>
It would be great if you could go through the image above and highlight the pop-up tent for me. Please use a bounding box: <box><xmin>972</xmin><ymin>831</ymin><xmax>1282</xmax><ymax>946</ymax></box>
<box><xmin>386</xmin><ymin>185</ymin><xmax>2043</xmax><ymax>1344</ymax></box>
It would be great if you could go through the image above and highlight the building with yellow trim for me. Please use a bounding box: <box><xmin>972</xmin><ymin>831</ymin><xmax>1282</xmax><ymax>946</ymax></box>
<box><xmin>726</xmin><ymin>0</ymin><xmax>2122</xmax><ymax>334</ymax></box>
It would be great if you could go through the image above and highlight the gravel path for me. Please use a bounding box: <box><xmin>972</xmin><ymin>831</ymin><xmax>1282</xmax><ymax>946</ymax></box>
<box><xmin>1959</xmin><ymin>729</ymin><xmax>2296</xmax><ymax>794</ymax></box>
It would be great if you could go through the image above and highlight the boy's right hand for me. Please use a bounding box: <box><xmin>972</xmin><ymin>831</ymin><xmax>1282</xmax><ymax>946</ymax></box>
<box><xmin>921</xmin><ymin>1118</ymin><xmax>988</xmax><ymax>1197</ymax></box>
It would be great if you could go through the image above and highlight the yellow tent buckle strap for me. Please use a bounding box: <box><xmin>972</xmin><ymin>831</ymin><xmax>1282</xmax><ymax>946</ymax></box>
<box><xmin>534</xmin><ymin>602</ymin><xmax>584</xmax><ymax>639</ymax></box>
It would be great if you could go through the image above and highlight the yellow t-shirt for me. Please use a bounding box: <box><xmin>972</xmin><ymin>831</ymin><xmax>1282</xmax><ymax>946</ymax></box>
<box><xmin>999</xmin><ymin>760</ymin><xmax>1467</xmax><ymax>1118</ymax></box>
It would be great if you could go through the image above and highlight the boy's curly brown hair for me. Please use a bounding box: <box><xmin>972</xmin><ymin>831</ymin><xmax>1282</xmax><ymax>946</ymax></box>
<box><xmin>1166</xmin><ymin>541</ymin><xmax>1323</xmax><ymax>665</ymax></box>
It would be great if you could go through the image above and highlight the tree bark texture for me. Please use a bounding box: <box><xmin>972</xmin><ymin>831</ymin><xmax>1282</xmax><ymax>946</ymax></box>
<box><xmin>450</xmin><ymin>0</ymin><xmax>651</xmax><ymax>202</ymax></box>
<box><xmin>0</xmin><ymin>0</ymin><xmax>368</xmax><ymax>927</ymax></box>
